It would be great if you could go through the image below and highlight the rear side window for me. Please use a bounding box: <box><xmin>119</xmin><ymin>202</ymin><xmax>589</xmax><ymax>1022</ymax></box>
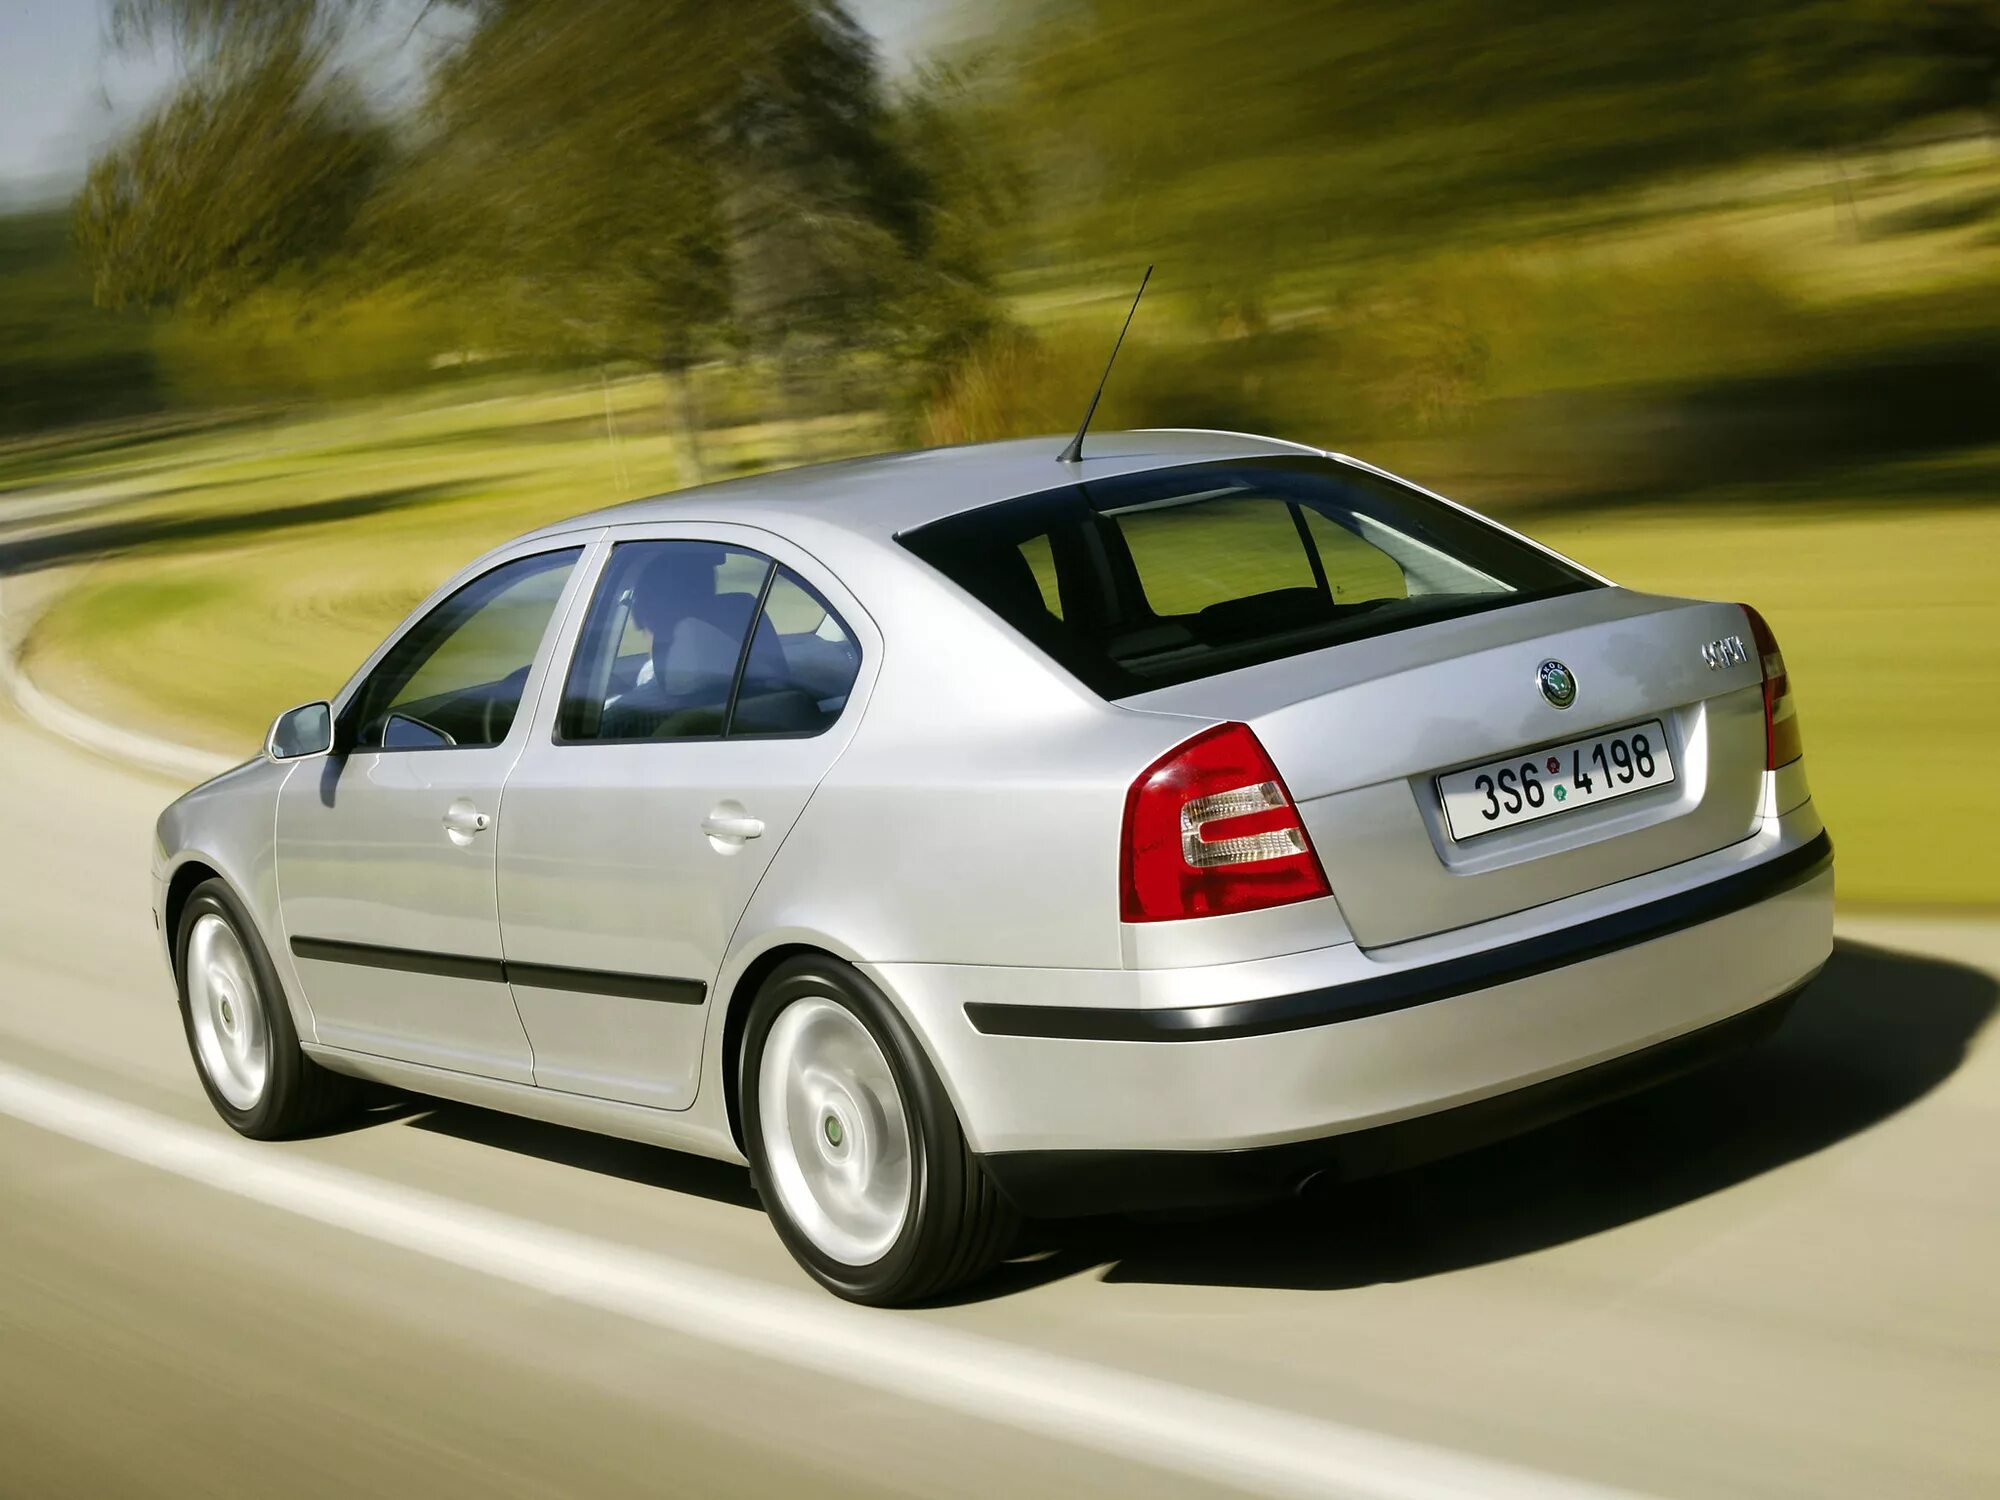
<box><xmin>898</xmin><ymin>457</ymin><xmax>1595</xmax><ymax>698</ymax></box>
<box><xmin>557</xmin><ymin>540</ymin><xmax>859</xmax><ymax>743</ymax></box>
<box><xmin>731</xmin><ymin>569</ymin><xmax>862</xmax><ymax>737</ymax></box>
<box><xmin>559</xmin><ymin>541</ymin><xmax>767</xmax><ymax>742</ymax></box>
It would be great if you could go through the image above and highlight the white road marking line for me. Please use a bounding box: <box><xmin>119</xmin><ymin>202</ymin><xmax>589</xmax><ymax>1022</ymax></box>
<box><xmin>0</xmin><ymin>1061</ymin><xmax>1648</xmax><ymax>1500</ymax></box>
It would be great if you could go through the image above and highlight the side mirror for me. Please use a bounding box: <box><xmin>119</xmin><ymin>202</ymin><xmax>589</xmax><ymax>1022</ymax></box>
<box><xmin>266</xmin><ymin>701</ymin><xmax>333</xmax><ymax>761</ymax></box>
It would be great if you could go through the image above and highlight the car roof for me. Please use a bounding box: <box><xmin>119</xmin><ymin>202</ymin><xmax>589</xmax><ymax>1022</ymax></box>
<box><xmin>521</xmin><ymin>429</ymin><xmax>1324</xmax><ymax>544</ymax></box>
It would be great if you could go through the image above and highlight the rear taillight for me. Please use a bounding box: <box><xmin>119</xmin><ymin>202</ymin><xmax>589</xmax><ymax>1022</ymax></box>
<box><xmin>1120</xmin><ymin>721</ymin><xmax>1332</xmax><ymax>923</ymax></box>
<box><xmin>1741</xmin><ymin>604</ymin><xmax>1803</xmax><ymax>769</ymax></box>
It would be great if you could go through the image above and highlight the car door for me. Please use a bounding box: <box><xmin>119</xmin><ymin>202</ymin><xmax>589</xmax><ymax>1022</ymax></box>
<box><xmin>497</xmin><ymin>526</ymin><xmax>872</xmax><ymax>1110</ymax></box>
<box><xmin>275</xmin><ymin>542</ymin><xmax>590</xmax><ymax>1082</ymax></box>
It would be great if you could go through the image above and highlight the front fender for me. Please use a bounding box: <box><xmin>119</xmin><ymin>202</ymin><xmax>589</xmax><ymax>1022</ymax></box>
<box><xmin>154</xmin><ymin>756</ymin><xmax>310</xmax><ymax>1036</ymax></box>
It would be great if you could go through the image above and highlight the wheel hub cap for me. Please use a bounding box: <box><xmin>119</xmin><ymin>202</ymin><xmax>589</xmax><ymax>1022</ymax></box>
<box><xmin>758</xmin><ymin>995</ymin><xmax>912</xmax><ymax>1266</ymax></box>
<box><xmin>185</xmin><ymin>914</ymin><xmax>269</xmax><ymax>1111</ymax></box>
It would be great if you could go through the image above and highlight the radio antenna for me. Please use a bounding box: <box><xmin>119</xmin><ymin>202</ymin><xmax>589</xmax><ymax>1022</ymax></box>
<box><xmin>1057</xmin><ymin>264</ymin><xmax>1152</xmax><ymax>464</ymax></box>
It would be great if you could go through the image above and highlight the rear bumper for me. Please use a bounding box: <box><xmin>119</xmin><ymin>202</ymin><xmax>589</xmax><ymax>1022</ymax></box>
<box><xmin>967</xmin><ymin>830</ymin><xmax>1832</xmax><ymax>1042</ymax></box>
<box><xmin>980</xmin><ymin>980</ymin><xmax>1810</xmax><ymax>1217</ymax></box>
<box><xmin>867</xmin><ymin>809</ymin><xmax>1833</xmax><ymax>1211</ymax></box>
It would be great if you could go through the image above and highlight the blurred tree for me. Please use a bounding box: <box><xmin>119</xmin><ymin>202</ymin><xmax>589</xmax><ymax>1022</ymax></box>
<box><xmin>105</xmin><ymin>0</ymin><xmax>377</xmax><ymax>62</ymax></box>
<box><xmin>75</xmin><ymin>4</ymin><xmax>390</xmax><ymax>314</ymax></box>
<box><xmin>1904</xmin><ymin>0</ymin><xmax>2000</xmax><ymax>127</ymax></box>
<box><xmin>373</xmin><ymin>1</ymin><xmax>742</xmax><ymax>469</ymax></box>
<box><xmin>1753</xmin><ymin>0</ymin><xmax>2000</xmax><ymax>149</ymax></box>
<box><xmin>979</xmin><ymin>0</ymin><xmax>2000</xmax><ymax>295</ymax></box>
<box><xmin>75</xmin><ymin>0</ymin><xmax>1001</xmax><ymax>455</ymax></box>
<box><xmin>721</xmin><ymin>0</ymin><xmax>924</xmax><ymax>430</ymax></box>
<box><xmin>879</xmin><ymin>58</ymin><xmax>1024</xmax><ymax>413</ymax></box>
<box><xmin>0</xmin><ymin>210</ymin><xmax>164</xmax><ymax>434</ymax></box>
<box><xmin>377</xmin><ymin>0</ymin><xmax>996</xmax><ymax>464</ymax></box>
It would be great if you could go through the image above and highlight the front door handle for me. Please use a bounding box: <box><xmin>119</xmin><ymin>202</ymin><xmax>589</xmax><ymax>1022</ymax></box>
<box><xmin>701</xmin><ymin>810</ymin><xmax>765</xmax><ymax>842</ymax></box>
<box><xmin>442</xmin><ymin>805</ymin><xmax>491</xmax><ymax>835</ymax></box>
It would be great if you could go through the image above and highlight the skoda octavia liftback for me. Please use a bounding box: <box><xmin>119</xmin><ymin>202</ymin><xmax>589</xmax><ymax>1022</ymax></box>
<box><xmin>153</xmin><ymin>430</ymin><xmax>1833</xmax><ymax>1304</ymax></box>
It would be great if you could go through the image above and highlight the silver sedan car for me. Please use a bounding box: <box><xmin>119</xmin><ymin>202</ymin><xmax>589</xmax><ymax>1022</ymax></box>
<box><xmin>152</xmin><ymin>430</ymin><xmax>1833</xmax><ymax>1304</ymax></box>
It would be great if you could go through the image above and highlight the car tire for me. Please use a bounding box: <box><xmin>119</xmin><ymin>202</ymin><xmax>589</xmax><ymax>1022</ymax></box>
<box><xmin>174</xmin><ymin>878</ymin><xmax>357</xmax><ymax>1139</ymax></box>
<box><xmin>741</xmin><ymin>956</ymin><xmax>1018</xmax><ymax>1306</ymax></box>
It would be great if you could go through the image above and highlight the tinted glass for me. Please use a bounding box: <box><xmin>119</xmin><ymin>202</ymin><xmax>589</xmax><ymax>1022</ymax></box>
<box><xmin>343</xmin><ymin>549</ymin><xmax>579</xmax><ymax>751</ymax></box>
<box><xmin>898</xmin><ymin>457</ymin><xmax>1595</xmax><ymax>698</ymax></box>
<box><xmin>1018</xmin><ymin>533</ymin><xmax>1064</xmax><ymax>618</ymax></box>
<box><xmin>557</xmin><ymin>540</ymin><xmax>770</xmax><ymax>742</ymax></box>
<box><xmin>730</xmin><ymin>568</ymin><xmax>862</xmax><ymax>737</ymax></box>
<box><xmin>1118</xmin><ymin>493</ymin><xmax>1317</xmax><ymax>615</ymax></box>
<box><xmin>1300</xmin><ymin>505</ymin><xmax>1410</xmax><ymax>604</ymax></box>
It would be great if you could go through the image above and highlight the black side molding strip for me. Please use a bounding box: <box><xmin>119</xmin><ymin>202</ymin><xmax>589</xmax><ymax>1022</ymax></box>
<box><xmin>965</xmin><ymin>831</ymin><xmax>1832</xmax><ymax>1043</ymax></box>
<box><xmin>290</xmin><ymin>936</ymin><xmax>505</xmax><ymax>985</ymax></box>
<box><xmin>507</xmin><ymin>961</ymin><xmax>706</xmax><ymax>1006</ymax></box>
<box><xmin>289</xmin><ymin>937</ymin><xmax>707</xmax><ymax>1006</ymax></box>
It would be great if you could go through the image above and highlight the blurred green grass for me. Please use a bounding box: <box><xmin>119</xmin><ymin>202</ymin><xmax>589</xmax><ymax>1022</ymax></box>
<box><xmin>8</xmin><ymin>378</ymin><xmax>887</xmax><ymax>749</ymax></box>
<box><xmin>1534</xmin><ymin>481</ymin><xmax>2000</xmax><ymax>911</ymax></box>
<box><xmin>6</xmin><ymin>380</ymin><xmax>1992</xmax><ymax>910</ymax></box>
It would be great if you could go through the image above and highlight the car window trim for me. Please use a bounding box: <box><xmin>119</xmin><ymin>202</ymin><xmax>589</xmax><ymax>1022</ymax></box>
<box><xmin>718</xmin><ymin>561</ymin><xmax>780</xmax><ymax>740</ymax></box>
<box><xmin>1287</xmin><ymin>500</ymin><xmax>1333</xmax><ymax>601</ymax></box>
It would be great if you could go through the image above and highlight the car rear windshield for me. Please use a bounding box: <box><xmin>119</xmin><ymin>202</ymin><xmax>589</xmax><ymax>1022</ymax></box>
<box><xmin>897</xmin><ymin>456</ymin><xmax>1598</xmax><ymax>698</ymax></box>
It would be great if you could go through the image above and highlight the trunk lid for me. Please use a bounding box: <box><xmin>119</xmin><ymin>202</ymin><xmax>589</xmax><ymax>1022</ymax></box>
<box><xmin>1122</xmin><ymin>589</ymin><xmax>1766</xmax><ymax>947</ymax></box>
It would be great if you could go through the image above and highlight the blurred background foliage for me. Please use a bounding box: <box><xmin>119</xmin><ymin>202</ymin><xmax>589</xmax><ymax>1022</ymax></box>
<box><xmin>6</xmin><ymin>0</ymin><xmax>1990</xmax><ymax>492</ymax></box>
<box><xmin>2</xmin><ymin>0</ymin><xmax>1998</xmax><ymax>904</ymax></box>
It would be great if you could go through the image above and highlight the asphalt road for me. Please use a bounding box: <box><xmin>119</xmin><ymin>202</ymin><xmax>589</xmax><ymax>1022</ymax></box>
<box><xmin>2</xmin><ymin>693</ymin><xmax>1997</xmax><ymax>1500</ymax></box>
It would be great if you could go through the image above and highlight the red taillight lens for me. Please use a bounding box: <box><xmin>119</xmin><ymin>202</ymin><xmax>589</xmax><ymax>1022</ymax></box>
<box><xmin>1741</xmin><ymin>604</ymin><xmax>1803</xmax><ymax>769</ymax></box>
<box><xmin>1120</xmin><ymin>721</ymin><xmax>1332</xmax><ymax>923</ymax></box>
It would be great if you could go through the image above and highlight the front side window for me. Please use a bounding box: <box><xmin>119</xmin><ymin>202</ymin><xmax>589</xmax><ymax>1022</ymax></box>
<box><xmin>898</xmin><ymin>457</ymin><xmax>1595</xmax><ymax>698</ymax></box>
<box><xmin>342</xmin><ymin>548</ymin><xmax>580</xmax><ymax>751</ymax></box>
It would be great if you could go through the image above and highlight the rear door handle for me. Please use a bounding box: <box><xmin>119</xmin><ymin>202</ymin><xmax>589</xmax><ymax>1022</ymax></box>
<box><xmin>701</xmin><ymin>811</ymin><xmax>765</xmax><ymax>841</ymax></box>
<box><xmin>442</xmin><ymin>805</ymin><xmax>491</xmax><ymax>834</ymax></box>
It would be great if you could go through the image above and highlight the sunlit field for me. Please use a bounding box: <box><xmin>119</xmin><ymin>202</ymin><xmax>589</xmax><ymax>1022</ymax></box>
<box><xmin>1534</xmin><ymin>481</ymin><xmax>2000</xmax><ymax>911</ymax></box>
<box><xmin>7</xmin><ymin>377</ymin><xmax>885</xmax><ymax>741</ymax></box>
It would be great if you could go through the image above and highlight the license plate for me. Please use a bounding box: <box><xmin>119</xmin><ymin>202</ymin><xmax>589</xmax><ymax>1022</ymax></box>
<box><xmin>1437</xmin><ymin>719</ymin><xmax>1675</xmax><ymax>839</ymax></box>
